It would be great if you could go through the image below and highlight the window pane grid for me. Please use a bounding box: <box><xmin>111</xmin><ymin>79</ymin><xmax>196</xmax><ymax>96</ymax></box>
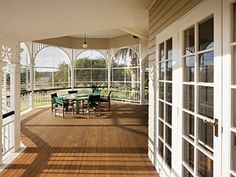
<box><xmin>182</xmin><ymin>17</ymin><xmax>214</xmax><ymax>177</ymax></box>
<box><xmin>157</xmin><ymin>38</ymin><xmax>172</xmax><ymax>169</ymax></box>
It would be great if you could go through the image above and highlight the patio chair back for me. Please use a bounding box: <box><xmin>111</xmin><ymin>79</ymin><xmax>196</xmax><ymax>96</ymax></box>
<box><xmin>51</xmin><ymin>93</ymin><xmax>57</xmax><ymax>102</ymax></box>
<box><xmin>92</xmin><ymin>87</ymin><xmax>101</xmax><ymax>94</ymax></box>
<box><xmin>55</xmin><ymin>97</ymin><xmax>64</xmax><ymax>106</ymax></box>
<box><xmin>51</xmin><ymin>93</ymin><xmax>58</xmax><ymax>111</ymax></box>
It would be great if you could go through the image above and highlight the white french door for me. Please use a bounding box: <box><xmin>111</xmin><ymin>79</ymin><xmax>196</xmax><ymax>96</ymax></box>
<box><xmin>156</xmin><ymin>22</ymin><xmax>180</xmax><ymax>177</ymax></box>
<box><xmin>179</xmin><ymin>1</ymin><xmax>222</xmax><ymax>177</ymax></box>
<box><xmin>155</xmin><ymin>0</ymin><xmax>222</xmax><ymax>177</ymax></box>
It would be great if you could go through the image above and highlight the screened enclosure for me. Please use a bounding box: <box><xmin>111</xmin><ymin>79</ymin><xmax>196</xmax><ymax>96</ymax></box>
<box><xmin>18</xmin><ymin>43</ymin><xmax>147</xmax><ymax>109</ymax></box>
<box><xmin>74</xmin><ymin>50</ymin><xmax>108</xmax><ymax>87</ymax></box>
<box><xmin>34</xmin><ymin>47</ymin><xmax>71</xmax><ymax>89</ymax></box>
<box><xmin>111</xmin><ymin>48</ymin><xmax>140</xmax><ymax>102</ymax></box>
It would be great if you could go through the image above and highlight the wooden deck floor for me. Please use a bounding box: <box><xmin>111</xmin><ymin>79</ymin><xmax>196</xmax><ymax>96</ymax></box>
<box><xmin>0</xmin><ymin>102</ymin><xmax>158</xmax><ymax>177</ymax></box>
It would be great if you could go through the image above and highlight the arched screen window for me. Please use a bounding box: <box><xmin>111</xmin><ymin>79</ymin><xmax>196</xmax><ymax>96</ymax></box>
<box><xmin>74</xmin><ymin>50</ymin><xmax>107</xmax><ymax>87</ymax></box>
<box><xmin>20</xmin><ymin>42</ymin><xmax>30</xmax><ymax>92</ymax></box>
<box><xmin>34</xmin><ymin>47</ymin><xmax>70</xmax><ymax>89</ymax></box>
<box><xmin>111</xmin><ymin>48</ymin><xmax>140</xmax><ymax>102</ymax></box>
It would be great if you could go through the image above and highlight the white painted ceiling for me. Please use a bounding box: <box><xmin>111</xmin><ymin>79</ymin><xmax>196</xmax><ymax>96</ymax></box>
<box><xmin>0</xmin><ymin>0</ymin><xmax>154</xmax><ymax>41</ymax></box>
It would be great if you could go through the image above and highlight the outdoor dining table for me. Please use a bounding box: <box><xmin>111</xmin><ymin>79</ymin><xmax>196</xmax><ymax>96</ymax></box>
<box><xmin>61</xmin><ymin>92</ymin><xmax>101</xmax><ymax>115</ymax></box>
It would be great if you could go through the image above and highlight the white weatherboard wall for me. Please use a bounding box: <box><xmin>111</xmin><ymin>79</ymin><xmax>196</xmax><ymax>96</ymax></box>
<box><xmin>148</xmin><ymin>0</ymin><xmax>227</xmax><ymax>177</ymax></box>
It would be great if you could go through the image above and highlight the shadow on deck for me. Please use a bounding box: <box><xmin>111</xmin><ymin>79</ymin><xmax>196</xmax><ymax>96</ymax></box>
<box><xmin>0</xmin><ymin>102</ymin><xmax>158</xmax><ymax>177</ymax></box>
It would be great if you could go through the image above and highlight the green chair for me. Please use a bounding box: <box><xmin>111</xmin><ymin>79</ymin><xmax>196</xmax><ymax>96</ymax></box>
<box><xmin>51</xmin><ymin>93</ymin><xmax>58</xmax><ymax>112</ymax></box>
<box><xmin>100</xmin><ymin>91</ymin><xmax>112</xmax><ymax>110</ymax></box>
<box><xmin>85</xmin><ymin>95</ymin><xmax>101</xmax><ymax>117</ymax></box>
<box><xmin>54</xmin><ymin>97</ymin><xmax>66</xmax><ymax>118</ymax></box>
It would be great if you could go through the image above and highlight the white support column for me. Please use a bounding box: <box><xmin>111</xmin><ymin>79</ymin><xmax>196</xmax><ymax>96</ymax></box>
<box><xmin>29</xmin><ymin>63</ymin><xmax>34</xmax><ymax>109</ymax></box>
<box><xmin>107</xmin><ymin>50</ymin><xmax>113</xmax><ymax>92</ymax></box>
<box><xmin>2</xmin><ymin>72</ymin><xmax>7</xmax><ymax>112</ymax></box>
<box><xmin>71</xmin><ymin>49</ymin><xmax>75</xmax><ymax>89</ymax></box>
<box><xmin>107</xmin><ymin>60</ymin><xmax>111</xmax><ymax>91</ymax></box>
<box><xmin>29</xmin><ymin>42</ymin><xmax>35</xmax><ymax>110</ymax></box>
<box><xmin>140</xmin><ymin>40</ymin><xmax>148</xmax><ymax>105</ymax></box>
<box><xmin>0</xmin><ymin>60</ymin><xmax>3</xmax><ymax>164</ymax></box>
<box><xmin>10</xmin><ymin>46</ymin><xmax>21</xmax><ymax>151</ymax></box>
<box><xmin>140</xmin><ymin>61</ymin><xmax>145</xmax><ymax>105</ymax></box>
<box><xmin>9</xmin><ymin>63</ymin><xmax>21</xmax><ymax>151</ymax></box>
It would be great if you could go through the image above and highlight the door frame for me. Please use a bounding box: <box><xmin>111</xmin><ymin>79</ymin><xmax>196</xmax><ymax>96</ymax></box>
<box><xmin>178</xmin><ymin>0</ymin><xmax>222</xmax><ymax>176</ymax></box>
<box><xmin>155</xmin><ymin>21</ymin><xmax>180</xmax><ymax>177</ymax></box>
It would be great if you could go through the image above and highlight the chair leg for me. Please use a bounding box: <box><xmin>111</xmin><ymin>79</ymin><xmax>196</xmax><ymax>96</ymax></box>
<box><xmin>54</xmin><ymin>108</ymin><xmax>57</xmax><ymax>117</ymax></box>
<box><xmin>72</xmin><ymin>104</ymin><xmax>74</xmax><ymax>116</ymax></box>
<box><xmin>98</xmin><ymin>101</ymin><xmax>101</xmax><ymax>116</ymax></box>
<box><xmin>62</xmin><ymin>107</ymin><xmax>65</xmax><ymax>119</ymax></box>
<box><xmin>82</xmin><ymin>101</ymin><xmax>85</xmax><ymax>115</ymax></box>
<box><xmin>108</xmin><ymin>100</ymin><xmax>110</xmax><ymax>110</ymax></box>
<box><xmin>87</xmin><ymin>102</ymin><xmax>90</xmax><ymax>119</ymax></box>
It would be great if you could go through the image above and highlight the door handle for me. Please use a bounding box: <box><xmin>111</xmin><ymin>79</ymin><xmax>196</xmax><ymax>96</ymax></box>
<box><xmin>206</xmin><ymin>118</ymin><xmax>219</xmax><ymax>137</ymax></box>
<box><xmin>212</xmin><ymin>118</ymin><xmax>218</xmax><ymax>137</ymax></box>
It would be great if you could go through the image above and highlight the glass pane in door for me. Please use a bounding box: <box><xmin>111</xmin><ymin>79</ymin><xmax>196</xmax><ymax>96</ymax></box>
<box><xmin>198</xmin><ymin>150</ymin><xmax>213</xmax><ymax>177</ymax></box>
<box><xmin>232</xmin><ymin>89</ymin><xmax>236</xmax><ymax>128</ymax></box>
<box><xmin>166</xmin><ymin>83</ymin><xmax>172</xmax><ymax>103</ymax></box>
<box><xmin>199</xmin><ymin>52</ymin><xmax>214</xmax><ymax>83</ymax></box>
<box><xmin>183</xmin><ymin>139</ymin><xmax>194</xmax><ymax>169</ymax></box>
<box><xmin>231</xmin><ymin>133</ymin><xmax>236</xmax><ymax>172</ymax></box>
<box><xmin>183</xmin><ymin>85</ymin><xmax>195</xmax><ymax>111</ymax></box>
<box><xmin>159</xmin><ymin>120</ymin><xmax>164</xmax><ymax>139</ymax></box>
<box><xmin>159</xmin><ymin>43</ymin><xmax>165</xmax><ymax>61</ymax></box>
<box><xmin>159</xmin><ymin>82</ymin><xmax>164</xmax><ymax>100</ymax></box>
<box><xmin>198</xmin><ymin>118</ymin><xmax>214</xmax><ymax>150</ymax></box>
<box><xmin>158</xmin><ymin>139</ymin><xmax>164</xmax><ymax>157</ymax></box>
<box><xmin>166</xmin><ymin>38</ymin><xmax>173</xmax><ymax>59</ymax></box>
<box><xmin>166</xmin><ymin>60</ymin><xmax>172</xmax><ymax>80</ymax></box>
<box><xmin>232</xmin><ymin>47</ymin><xmax>236</xmax><ymax>85</ymax></box>
<box><xmin>165</xmin><ymin>125</ymin><xmax>172</xmax><ymax>147</ymax></box>
<box><xmin>165</xmin><ymin>147</ymin><xmax>172</xmax><ymax>168</ymax></box>
<box><xmin>159</xmin><ymin>101</ymin><xmax>164</xmax><ymax>120</ymax></box>
<box><xmin>184</xmin><ymin>27</ymin><xmax>195</xmax><ymax>55</ymax></box>
<box><xmin>183</xmin><ymin>112</ymin><xmax>195</xmax><ymax>140</ymax></box>
<box><xmin>183</xmin><ymin>166</ymin><xmax>194</xmax><ymax>177</ymax></box>
<box><xmin>184</xmin><ymin>56</ymin><xmax>195</xmax><ymax>82</ymax></box>
<box><xmin>199</xmin><ymin>17</ymin><xmax>214</xmax><ymax>50</ymax></box>
<box><xmin>198</xmin><ymin>86</ymin><xmax>214</xmax><ymax>119</ymax></box>
<box><xmin>159</xmin><ymin>62</ymin><xmax>165</xmax><ymax>80</ymax></box>
<box><xmin>166</xmin><ymin>104</ymin><xmax>172</xmax><ymax>125</ymax></box>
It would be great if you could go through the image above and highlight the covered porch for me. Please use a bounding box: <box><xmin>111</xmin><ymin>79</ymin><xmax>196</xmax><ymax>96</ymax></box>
<box><xmin>0</xmin><ymin>102</ymin><xmax>157</xmax><ymax>176</ymax></box>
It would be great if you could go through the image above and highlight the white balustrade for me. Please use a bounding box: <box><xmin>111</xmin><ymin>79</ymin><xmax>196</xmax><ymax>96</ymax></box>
<box><xmin>2</xmin><ymin>113</ymin><xmax>14</xmax><ymax>157</ymax></box>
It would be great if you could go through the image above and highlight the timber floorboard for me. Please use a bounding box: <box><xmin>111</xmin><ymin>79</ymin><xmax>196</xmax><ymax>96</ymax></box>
<box><xmin>0</xmin><ymin>102</ymin><xmax>159</xmax><ymax>177</ymax></box>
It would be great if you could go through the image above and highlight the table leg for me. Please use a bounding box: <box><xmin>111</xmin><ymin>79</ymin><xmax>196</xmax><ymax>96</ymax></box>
<box><xmin>76</xmin><ymin>100</ymin><xmax>80</xmax><ymax>114</ymax></box>
<box><xmin>82</xmin><ymin>100</ymin><xmax>84</xmax><ymax>114</ymax></box>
